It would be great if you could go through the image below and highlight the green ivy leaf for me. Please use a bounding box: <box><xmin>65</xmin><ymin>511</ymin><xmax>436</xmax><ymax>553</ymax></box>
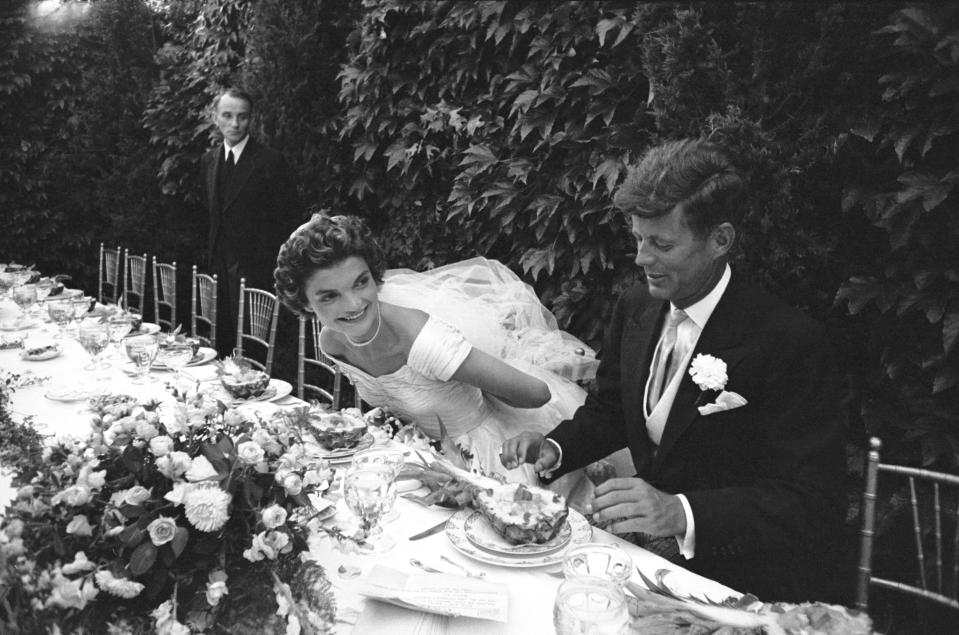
<box><xmin>942</xmin><ymin>310</ymin><xmax>959</xmax><ymax>355</ymax></box>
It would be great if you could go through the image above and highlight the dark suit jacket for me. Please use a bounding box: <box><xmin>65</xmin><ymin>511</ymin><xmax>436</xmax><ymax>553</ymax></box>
<box><xmin>547</xmin><ymin>272</ymin><xmax>847</xmax><ymax>602</ymax></box>
<box><xmin>200</xmin><ymin>138</ymin><xmax>302</xmax><ymax>289</ymax></box>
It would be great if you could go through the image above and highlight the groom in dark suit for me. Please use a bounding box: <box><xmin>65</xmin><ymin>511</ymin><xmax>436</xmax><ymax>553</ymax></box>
<box><xmin>201</xmin><ymin>88</ymin><xmax>302</xmax><ymax>356</ymax></box>
<box><xmin>501</xmin><ymin>138</ymin><xmax>846</xmax><ymax>602</ymax></box>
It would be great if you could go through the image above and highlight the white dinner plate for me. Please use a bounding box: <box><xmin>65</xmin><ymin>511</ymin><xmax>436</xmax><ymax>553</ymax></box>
<box><xmin>319</xmin><ymin>433</ymin><xmax>375</xmax><ymax>464</ymax></box>
<box><xmin>207</xmin><ymin>379</ymin><xmax>293</xmax><ymax>405</ymax></box>
<box><xmin>124</xmin><ymin>323</ymin><xmax>161</xmax><ymax>337</ymax></box>
<box><xmin>446</xmin><ymin>508</ymin><xmax>591</xmax><ymax>568</ymax></box>
<box><xmin>0</xmin><ymin>317</ymin><xmax>39</xmax><ymax>332</ymax></box>
<box><xmin>19</xmin><ymin>345</ymin><xmax>61</xmax><ymax>361</ymax></box>
<box><xmin>464</xmin><ymin>509</ymin><xmax>573</xmax><ymax>557</ymax></box>
<box><xmin>45</xmin><ymin>386</ymin><xmax>92</xmax><ymax>402</ymax></box>
<box><xmin>153</xmin><ymin>346</ymin><xmax>216</xmax><ymax>370</ymax></box>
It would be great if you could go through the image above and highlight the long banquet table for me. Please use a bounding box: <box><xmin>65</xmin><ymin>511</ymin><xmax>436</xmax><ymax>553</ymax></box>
<box><xmin>1</xmin><ymin>297</ymin><xmax>738</xmax><ymax>633</ymax></box>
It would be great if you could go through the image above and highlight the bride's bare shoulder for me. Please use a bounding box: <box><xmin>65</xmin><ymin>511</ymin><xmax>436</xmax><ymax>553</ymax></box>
<box><xmin>382</xmin><ymin>303</ymin><xmax>429</xmax><ymax>341</ymax></box>
<box><xmin>318</xmin><ymin>326</ymin><xmax>346</xmax><ymax>357</ymax></box>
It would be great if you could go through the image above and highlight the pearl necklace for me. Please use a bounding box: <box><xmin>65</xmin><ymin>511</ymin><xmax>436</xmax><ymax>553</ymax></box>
<box><xmin>345</xmin><ymin>305</ymin><xmax>382</xmax><ymax>347</ymax></box>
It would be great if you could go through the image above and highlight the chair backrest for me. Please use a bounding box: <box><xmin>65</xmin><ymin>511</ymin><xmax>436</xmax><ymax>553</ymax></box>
<box><xmin>235</xmin><ymin>277</ymin><xmax>279</xmax><ymax>374</ymax></box>
<box><xmin>152</xmin><ymin>257</ymin><xmax>177</xmax><ymax>333</ymax></box>
<box><xmin>857</xmin><ymin>436</ymin><xmax>959</xmax><ymax>618</ymax></box>
<box><xmin>98</xmin><ymin>243</ymin><xmax>122</xmax><ymax>304</ymax></box>
<box><xmin>297</xmin><ymin>315</ymin><xmax>364</xmax><ymax>409</ymax></box>
<box><xmin>190</xmin><ymin>265</ymin><xmax>217</xmax><ymax>350</ymax></box>
<box><xmin>123</xmin><ymin>250</ymin><xmax>149</xmax><ymax>316</ymax></box>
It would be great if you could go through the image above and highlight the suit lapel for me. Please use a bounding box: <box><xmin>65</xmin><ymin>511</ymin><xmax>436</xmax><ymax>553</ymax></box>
<box><xmin>222</xmin><ymin>139</ymin><xmax>258</xmax><ymax>211</ymax></box>
<box><xmin>653</xmin><ymin>274</ymin><xmax>750</xmax><ymax>471</ymax></box>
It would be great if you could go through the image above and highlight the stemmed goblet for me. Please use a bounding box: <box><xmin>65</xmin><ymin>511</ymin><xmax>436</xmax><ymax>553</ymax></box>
<box><xmin>46</xmin><ymin>298</ymin><xmax>74</xmax><ymax>339</ymax></box>
<box><xmin>106</xmin><ymin>314</ymin><xmax>133</xmax><ymax>359</ymax></box>
<box><xmin>34</xmin><ymin>278</ymin><xmax>55</xmax><ymax>309</ymax></box>
<box><xmin>77</xmin><ymin>321</ymin><xmax>111</xmax><ymax>377</ymax></box>
<box><xmin>70</xmin><ymin>297</ymin><xmax>93</xmax><ymax>338</ymax></box>
<box><xmin>350</xmin><ymin>447</ymin><xmax>405</xmax><ymax>522</ymax></box>
<box><xmin>343</xmin><ymin>464</ymin><xmax>398</xmax><ymax>554</ymax></box>
<box><xmin>157</xmin><ymin>342</ymin><xmax>195</xmax><ymax>387</ymax></box>
<box><xmin>11</xmin><ymin>284</ymin><xmax>37</xmax><ymax>319</ymax></box>
<box><xmin>123</xmin><ymin>333</ymin><xmax>159</xmax><ymax>384</ymax></box>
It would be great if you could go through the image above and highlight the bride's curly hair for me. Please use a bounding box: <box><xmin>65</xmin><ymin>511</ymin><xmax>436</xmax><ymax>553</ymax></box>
<box><xmin>273</xmin><ymin>213</ymin><xmax>386</xmax><ymax>317</ymax></box>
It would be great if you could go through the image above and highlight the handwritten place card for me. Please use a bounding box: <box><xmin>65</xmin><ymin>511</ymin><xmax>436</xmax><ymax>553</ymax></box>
<box><xmin>355</xmin><ymin>564</ymin><xmax>509</xmax><ymax>622</ymax></box>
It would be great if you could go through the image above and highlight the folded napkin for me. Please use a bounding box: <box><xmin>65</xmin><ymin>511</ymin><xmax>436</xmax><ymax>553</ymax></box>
<box><xmin>354</xmin><ymin>564</ymin><xmax>509</xmax><ymax>622</ymax></box>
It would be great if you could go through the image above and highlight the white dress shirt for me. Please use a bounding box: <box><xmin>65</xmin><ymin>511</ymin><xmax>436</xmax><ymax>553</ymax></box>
<box><xmin>223</xmin><ymin>135</ymin><xmax>249</xmax><ymax>163</ymax></box>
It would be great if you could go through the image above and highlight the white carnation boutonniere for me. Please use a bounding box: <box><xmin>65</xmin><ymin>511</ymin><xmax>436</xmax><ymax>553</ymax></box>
<box><xmin>688</xmin><ymin>353</ymin><xmax>748</xmax><ymax>416</ymax></box>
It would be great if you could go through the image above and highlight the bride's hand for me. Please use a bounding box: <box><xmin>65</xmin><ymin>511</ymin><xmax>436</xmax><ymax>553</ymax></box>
<box><xmin>500</xmin><ymin>432</ymin><xmax>557</xmax><ymax>473</ymax></box>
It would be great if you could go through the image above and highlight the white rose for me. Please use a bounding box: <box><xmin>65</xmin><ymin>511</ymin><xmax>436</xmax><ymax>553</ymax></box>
<box><xmin>185</xmin><ymin>455</ymin><xmax>219</xmax><ymax>482</ymax></box>
<box><xmin>156</xmin><ymin>451</ymin><xmax>192</xmax><ymax>479</ymax></box>
<box><xmin>61</xmin><ymin>551</ymin><xmax>96</xmax><ymax>575</ymax></box>
<box><xmin>147</xmin><ymin>517</ymin><xmax>178</xmax><ymax>546</ymax></box>
<box><xmin>261</xmin><ymin>504</ymin><xmax>287</xmax><ymax>529</ymax></box>
<box><xmin>135</xmin><ymin>421</ymin><xmax>160</xmax><ymax>440</ymax></box>
<box><xmin>280</xmin><ymin>473</ymin><xmax>302</xmax><ymax>496</ymax></box>
<box><xmin>120</xmin><ymin>485</ymin><xmax>152</xmax><ymax>506</ymax></box>
<box><xmin>150</xmin><ymin>435</ymin><xmax>175</xmax><ymax>457</ymax></box>
<box><xmin>236</xmin><ymin>441</ymin><xmax>266</xmax><ymax>466</ymax></box>
<box><xmin>66</xmin><ymin>515</ymin><xmax>94</xmax><ymax>537</ymax></box>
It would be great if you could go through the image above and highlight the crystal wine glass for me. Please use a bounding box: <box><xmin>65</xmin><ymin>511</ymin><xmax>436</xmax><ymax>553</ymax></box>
<box><xmin>106</xmin><ymin>313</ymin><xmax>133</xmax><ymax>359</ymax></box>
<box><xmin>343</xmin><ymin>464</ymin><xmax>398</xmax><ymax>554</ymax></box>
<box><xmin>157</xmin><ymin>342</ymin><xmax>194</xmax><ymax>386</ymax></box>
<box><xmin>34</xmin><ymin>278</ymin><xmax>55</xmax><ymax>309</ymax></box>
<box><xmin>350</xmin><ymin>447</ymin><xmax>406</xmax><ymax>522</ymax></box>
<box><xmin>77</xmin><ymin>321</ymin><xmax>111</xmax><ymax>376</ymax></box>
<box><xmin>70</xmin><ymin>297</ymin><xmax>93</xmax><ymax>338</ymax></box>
<box><xmin>11</xmin><ymin>284</ymin><xmax>37</xmax><ymax>318</ymax></box>
<box><xmin>123</xmin><ymin>333</ymin><xmax>159</xmax><ymax>384</ymax></box>
<box><xmin>46</xmin><ymin>298</ymin><xmax>74</xmax><ymax>339</ymax></box>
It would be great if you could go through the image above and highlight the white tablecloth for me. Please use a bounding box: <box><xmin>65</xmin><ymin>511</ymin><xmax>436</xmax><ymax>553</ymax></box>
<box><xmin>1</xmin><ymin>298</ymin><xmax>738</xmax><ymax>634</ymax></box>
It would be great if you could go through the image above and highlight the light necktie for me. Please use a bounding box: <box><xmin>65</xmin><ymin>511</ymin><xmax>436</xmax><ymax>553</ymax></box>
<box><xmin>647</xmin><ymin>307</ymin><xmax>689</xmax><ymax>411</ymax></box>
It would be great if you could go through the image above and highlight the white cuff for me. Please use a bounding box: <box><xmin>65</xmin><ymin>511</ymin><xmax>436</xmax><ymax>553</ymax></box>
<box><xmin>539</xmin><ymin>438</ymin><xmax>563</xmax><ymax>479</ymax></box>
<box><xmin>675</xmin><ymin>494</ymin><xmax>696</xmax><ymax>559</ymax></box>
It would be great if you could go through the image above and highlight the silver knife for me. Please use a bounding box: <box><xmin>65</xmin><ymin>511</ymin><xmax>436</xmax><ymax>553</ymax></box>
<box><xmin>408</xmin><ymin>518</ymin><xmax>449</xmax><ymax>541</ymax></box>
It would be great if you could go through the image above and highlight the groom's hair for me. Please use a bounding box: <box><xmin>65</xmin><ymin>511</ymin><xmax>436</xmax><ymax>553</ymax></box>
<box><xmin>613</xmin><ymin>138</ymin><xmax>745</xmax><ymax>239</ymax></box>
<box><xmin>273</xmin><ymin>213</ymin><xmax>386</xmax><ymax>317</ymax></box>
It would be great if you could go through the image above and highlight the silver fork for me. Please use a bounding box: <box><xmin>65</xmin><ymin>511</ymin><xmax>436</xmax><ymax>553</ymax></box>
<box><xmin>439</xmin><ymin>555</ymin><xmax>485</xmax><ymax>579</ymax></box>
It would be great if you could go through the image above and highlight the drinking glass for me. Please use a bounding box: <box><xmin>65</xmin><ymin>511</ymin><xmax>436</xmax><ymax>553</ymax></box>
<box><xmin>124</xmin><ymin>334</ymin><xmax>159</xmax><ymax>384</ymax></box>
<box><xmin>553</xmin><ymin>576</ymin><xmax>630</xmax><ymax>635</ymax></box>
<box><xmin>107</xmin><ymin>314</ymin><xmax>133</xmax><ymax>359</ymax></box>
<box><xmin>157</xmin><ymin>342</ymin><xmax>194</xmax><ymax>385</ymax></box>
<box><xmin>350</xmin><ymin>447</ymin><xmax>406</xmax><ymax>522</ymax></box>
<box><xmin>34</xmin><ymin>278</ymin><xmax>55</xmax><ymax>308</ymax></box>
<box><xmin>77</xmin><ymin>321</ymin><xmax>110</xmax><ymax>374</ymax></box>
<box><xmin>11</xmin><ymin>285</ymin><xmax>37</xmax><ymax>318</ymax></box>
<box><xmin>46</xmin><ymin>298</ymin><xmax>74</xmax><ymax>338</ymax></box>
<box><xmin>562</xmin><ymin>543</ymin><xmax>633</xmax><ymax>587</ymax></box>
<box><xmin>343</xmin><ymin>464</ymin><xmax>397</xmax><ymax>554</ymax></box>
<box><xmin>70</xmin><ymin>298</ymin><xmax>92</xmax><ymax>338</ymax></box>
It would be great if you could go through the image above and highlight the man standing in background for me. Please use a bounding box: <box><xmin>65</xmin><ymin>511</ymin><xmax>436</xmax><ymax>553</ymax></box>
<box><xmin>200</xmin><ymin>87</ymin><xmax>303</xmax><ymax>357</ymax></box>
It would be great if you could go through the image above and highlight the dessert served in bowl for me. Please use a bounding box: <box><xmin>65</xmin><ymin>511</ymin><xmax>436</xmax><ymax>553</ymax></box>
<box><xmin>308</xmin><ymin>407</ymin><xmax>369</xmax><ymax>450</ymax></box>
<box><xmin>215</xmin><ymin>357</ymin><xmax>271</xmax><ymax>400</ymax></box>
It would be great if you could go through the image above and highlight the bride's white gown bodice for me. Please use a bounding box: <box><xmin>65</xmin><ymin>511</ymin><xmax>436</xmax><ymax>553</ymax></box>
<box><xmin>325</xmin><ymin>317</ymin><xmax>583</xmax><ymax>484</ymax></box>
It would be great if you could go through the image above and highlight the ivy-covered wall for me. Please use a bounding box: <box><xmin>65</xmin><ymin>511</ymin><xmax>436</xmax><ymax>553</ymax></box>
<box><xmin>1</xmin><ymin>1</ymin><xmax>957</xmax><ymax>625</ymax></box>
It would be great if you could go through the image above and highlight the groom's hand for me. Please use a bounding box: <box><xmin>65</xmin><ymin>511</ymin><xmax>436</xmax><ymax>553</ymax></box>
<box><xmin>500</xmin><ymin>432</ymin><xmax>558</xmax><ymax>473</ymax></box>
<box><xmin>587</xmin><ymin>477</ymin><xmax>687</xmax><ymax>538</ymax></box>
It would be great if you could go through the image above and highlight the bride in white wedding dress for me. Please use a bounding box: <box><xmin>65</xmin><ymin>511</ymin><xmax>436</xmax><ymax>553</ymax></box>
<box><xmin>274</xmin><ymin>214</ymin><xmax>632</xmax><ymax>495</ymax></box>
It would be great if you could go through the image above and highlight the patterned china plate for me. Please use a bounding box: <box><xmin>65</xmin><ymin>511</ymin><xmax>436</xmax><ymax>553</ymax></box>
<box><xmin>0</xmin><ymin>317</ymin><xmax>39</xmax><ymax>332</ymax></box>
<box><xmin>152</xmin><ymin>347</ymin><xmax>216</xmax><ymax>370</ymax></box>
<box><xmin>446</xmin><ymin>509</ymin><xmax>591</xmax><ymax>568</ymax></box>
<box><xmin>124</xmin><ymin>323</ymin><xmax>161</xmax><ymax>337</ymax></box>
<box><xmin>320</xmin><ymin>433</ymin><xmax>375</xmax><ymax>463</ymax></box>
<box><xmin>19</xmin><ymin>345</ymin><xmax>61</xmax><ymax>361</ymax></box>
<box><xmin>204</xmin><ymin>379</ymin><xmax>293</xmax><ymax>405</ymax></box>
<box><xmin>464</xmin><ymin>510</ymin><xmax>573</xmax><ymax>557</ymax></box>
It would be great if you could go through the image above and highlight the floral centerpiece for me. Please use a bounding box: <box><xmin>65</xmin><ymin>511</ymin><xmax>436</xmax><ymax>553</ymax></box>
<box><xmin>0</xmin><ymin>377</ymin><xmax>338</xmax><ymax>634</ymax></box>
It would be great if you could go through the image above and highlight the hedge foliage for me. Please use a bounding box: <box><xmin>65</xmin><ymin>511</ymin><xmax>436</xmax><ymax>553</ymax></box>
<box><xmin>1</xmin><ymin>3</ymin><xmax>957</xmax><ymax>616</ymax></box>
